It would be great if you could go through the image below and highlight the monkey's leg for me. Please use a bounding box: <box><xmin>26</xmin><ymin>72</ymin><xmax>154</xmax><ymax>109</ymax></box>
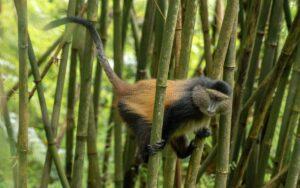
<box><xmin>171</xmin><ymin>136</ymin><xmax>197</xmax><ymax>158</ymax></box>
<box><xmin>131</xmin><ymin>119</ymin><xmax>152</xmax><ymax>162</ymax></box>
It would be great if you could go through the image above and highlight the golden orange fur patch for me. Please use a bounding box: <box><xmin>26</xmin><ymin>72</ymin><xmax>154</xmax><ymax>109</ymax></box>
<box><xmin>120</xmin><ymin>79</ymin><xmax>188</xmax><ymax>123</ymax></box>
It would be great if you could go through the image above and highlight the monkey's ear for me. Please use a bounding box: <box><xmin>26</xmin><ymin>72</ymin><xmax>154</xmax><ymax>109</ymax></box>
<box><xmin>206</xmin><ymin>89</ymin><xmax>230</xmax><ymax>100</ymax></box>
<box><xmin>211</xmin><ymin>81</ymin><xmax>232</xmax><ymax>96</ymax></box>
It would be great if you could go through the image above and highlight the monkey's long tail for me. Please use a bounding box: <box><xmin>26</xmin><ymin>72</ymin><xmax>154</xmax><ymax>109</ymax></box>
<box><xmin>44</xmin><ymin>16</ymin><xmax>126</xmax><ymax>93</ymax></box>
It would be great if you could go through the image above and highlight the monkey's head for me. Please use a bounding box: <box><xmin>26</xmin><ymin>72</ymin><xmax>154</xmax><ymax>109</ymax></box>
<box><xmin>192</xmin><ymin>85</ymin><xmax>232</xmax><ymax>116</ymax></box>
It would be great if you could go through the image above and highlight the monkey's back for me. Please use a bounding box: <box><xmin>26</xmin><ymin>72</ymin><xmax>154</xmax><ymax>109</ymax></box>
<box><xmin>118</xmin><ymin>79</ymin><xmax>188</xmax><ymax>124</ymax></box>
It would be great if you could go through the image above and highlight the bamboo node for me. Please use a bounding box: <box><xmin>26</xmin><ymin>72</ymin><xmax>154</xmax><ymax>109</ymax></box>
<box><xmin>138</xmin><ymin>69</ymin><xmax>146</xmax><ymax>74</ymax></box>
<box><xmin>76</xmin><ymin>134</ymin><xmax>87</xmax><ymax>141</ymax></box>
<box><xmin>256</xmin><ymin>30</ymin><xmax>265</xmax><ymax>35</ymax></box>
<box><xmin>282</xmin><ymin>49</ymin><xmax>293</xmax><ymax>56</ymax></box>
<box><xmin>224</xmin><ymin>66</ymin><xmax>235</xmax><ymax>71</ymax></box>
<box><xmin>295</xmin><ymin>132</ymin><xmax>300</xmax><ymax>139</ymax></box>
<box><xmin>292</xmin><ymin>106</ymin><xmax>300</xmax><ymax>113</ymax></box>
<box><xmin>157</xmin><ymin>84</ymin><xmax>167</xmax><ymax>88</ymax></box>
<box><xmin>292</xmin><ymin>68</ymin><xmax>300</xmax><ymax>73</ymax></box>
<box><xmin>268</xmin><ymin>42</ymin><xmax>278</xmax><ymax>48</ymax></box>
<box><xmin>216</xmin><ymin>170</ymin><xmax>229</xmax><ymax>174</ymax></box>
<box><xmin>20</xmin><ymin>44</ymin><xmax>29</xmax><ymax>49</ymax></box>
<box><xmin>33</xmin><ymin>79</ymin><xmax>41</xmax><ymax>84</ymax></box>
<box><xmin>47</xmin><ymin>141</ymin><xmax>57</xmax><ymax>146</ymax></box>
<box><xmin>87</xmin><ymin>151</ymin><xmax>98</xmax><ymax>156</ymax></box>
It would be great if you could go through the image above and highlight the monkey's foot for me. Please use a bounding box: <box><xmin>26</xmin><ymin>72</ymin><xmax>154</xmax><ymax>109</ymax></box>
<box><xmin>147</xmin><ymin>140</ymin><xmax>166</xmax><ymax>156</ymax></box>
<box><xmin>195</xmin><ymin>127</ymin><xmax>211</xmax><ymax>139</ymax></box>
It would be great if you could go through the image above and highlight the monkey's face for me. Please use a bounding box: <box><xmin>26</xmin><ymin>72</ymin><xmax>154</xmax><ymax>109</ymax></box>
<box><xmin>192</xmin><ymin>86</ymin><xmax>231</xmax><ymax>116</ymax></box>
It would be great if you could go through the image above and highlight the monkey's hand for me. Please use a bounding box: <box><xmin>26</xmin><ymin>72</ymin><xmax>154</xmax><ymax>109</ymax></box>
<box><xmin>147</xmin><ymin>139</ymin><xmax>166</xmax><ymax>156</ymax></box>
<box><xmin>195</xmin><ymin>127</ymin><xmax>211</xmax><ymax>139</ymax></box>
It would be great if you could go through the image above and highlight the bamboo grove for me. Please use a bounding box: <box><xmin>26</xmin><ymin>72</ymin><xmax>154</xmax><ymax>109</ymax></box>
<box><xmin>1</xmin><ymin>0</ymin><xmax>300</xmax><ymax>187</ymax></box>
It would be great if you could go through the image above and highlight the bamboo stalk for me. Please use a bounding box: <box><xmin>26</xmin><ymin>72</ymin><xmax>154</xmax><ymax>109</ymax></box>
<box><xmin>196</xmin><ymin>145</ymin><xmax>217</xmax><ymax>183</ymax></box>
<box><xmin>40</xmin><ymin>1</ymin><xmax>76</xmax><ymax>186</ymax></box>
<box><xmin>284</xmin><ymin>115</ymin><xmax>300</xmax><ymax>188</ymax></box>
<box><xmin>163</xmin><ymin>145</ymin><xmax>177</xmax><ymax>188</ymax></box>
<box><xmin>210</xmin><ymin>0</ymin><xmax>238</xmax><ymax>79</ymax></box>
<box><xmin>121</xmin><ymin>0</ymin><xmax>133</xmax><ymax>48</ymax></box>
<box><xmin>214</xmin><ymin>15</ymin><xmax>237</xmax><ymax>188</ymax></box>
<box><xmin>232</xmin><ymin>0</ymin><xmax>272</xmax><ymax>163</ymax></box>
<box><xmin>199</xmin><ymin>0</ymin><xmax>213</xmax><ymax>75</ymax></box>
<box><xmin>65</xmin><ymin>48</ymin><xmax>78</xmax><ymax>183</ymax></box>
<box><xmin>246</xmin><ymin>0</ymin><xmax>283</xmax><ymax>185</ymax></box>
<box><xmin>184</xmin><ymin>129</ymin><xmax>209</xmax><ymax>188</ymax></box>
<box><xmin>71</xmin><ymin>0</ymin><xmax>98</xmax><ymax>186</ymax></box>
<box><xmin>283</xmin><ymin>0</ymin><xmax>292</xmax><ymax>29</ymax></box>
<box><xmin>163</xmin><ymin>5</ymin><xmax>180</xmax><ymax>188</ymax></box>
<box><xmin>6</xmin><ymin>36</ymin><xmax>62</xmax><ymax>100</ymax></box>
<box><xmin>255</xmin><ymin>46</ymin><xmax>297</xmax><ymax>188</ymax></box>
<box><xmin>87</xmin><ymin>100</ymin><xmax>101</xmax><ymax>187</ymax></box>
<box><xmin>231</xmin><ymin>9</ymin><xmax>300</xmax><ymax>188</ymax></box>
<box><xmin>15</xmin><ymin>0</ymin><xmax>29</xmax><ymax>186</ymax></box>
<box><xmin>151</xmin><ymin>0</ymin><xmax>166</xmax><ymax>78</ymax></box>
<box><xmin>146</xmin><ymin>1</ymin><xmax>180</xmax><ymax>187</ymax></box>
<box><xmin>0</xmin><ymin>70</ymin><xmax>17</xmax><ymax>188</ymax></box>
<box><xmin>27</xmin><ymin>37</ymin><xmax>69</xmax><ymax>187</ymax></box>
<box><xmin>176</xmin><ymin>0</ymin><xmax>198</xmax><ymax>79</ymax></box>
<box><xmin>113</xmin><ymin>0</ymin><xmax>123</xmax><ymax>187</ymax></box>
<box><xmin>211</xmin><ymin>0</ymin><xmax>224</xmax><ymax>45</ymax></box>
<box><xmin>136</xmin><ymin>0</ymin><xmax>156</xmax><ymax>80</ymax></box>
<box><xmin>93</xmin><ymin>0</ymin><xmax>108</xmax><ymax>126</ymax></box>
<box><xmin>130</xmin><ymin>10</ymin><xmax>140</xmax><ymax>60</ymax></box>
<box><xmin>230</xmin><ymin>0</ymin><xmax>261</xmax><ymax>164</ymax></box>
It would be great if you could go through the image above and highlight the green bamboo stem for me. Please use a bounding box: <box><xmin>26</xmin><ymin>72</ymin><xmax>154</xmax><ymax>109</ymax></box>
<box><xmin>121</xmin><ymin>0</ymin><xmax>133</xmax><ymax>48</ymax></box>
<box><xmin>276</xmin><ymin>65</ymin><xmax>300</xmax><ymax>173</ymax></box>
<box><xmin>136</xmin><ymin>0</ymin><xmax>156</xmax><ymax>80</ymax></box>
<box><xmin>284</xmin><ymin>117</ymin><xmax>300</xmax><ymax>188</ymax></box>
<box><xmin>172</xmin><ymin>6</ymin><xmax>181</xmax><ymax>80</ymax></box>
<box><xmin>214</xmin><ymin>15</ymin><xmax>237</xmax><ymax>188</ymax></box>
<box><xmin>199</xmin><ymin>0</ymin><xmax>213</xmax><ymax>75</ymax></box>
<box><xmin>87</xmin><ymin>100</ymin><xmax>101</xmax><ymax>187</ymax></box>
<box><xmin>40</xmin><ymin>1</ymin><xmax>76</xmax><ymax>185</ymax></box>
<box><xmin>255</xmin><ymin>52</ymin><xmax>293</xmax><ymax>188</ymax></box>
<box><xmin>176</xmin><ymin>0</ymin><xmax>198</xmax><ymax>79</ymax></box>
<box><xmin>184</xmin><ymin>121</ymin><xmax>210</xmax><ymax>188</ymax></box>
<box><xmin>232</xmin><ymin>0</ymin><xmax>272</xmax><ymax>163</ymax></box>
<box><xmin>71</xmin><ymin>0</ymin><xmax>98</xmax><ymax>186</ymax></box>
<box><xmin>130</xmin><ymin>10</ymin><xmax>140</xmax><ymax>59</ymax></box>
<box><xmin>283</xmin><ymin>0</ymin><xmax>292</xmax><ymax>29</ymax></box>
<box><xmin>6</xmin><ymin>35</ymin><xmax>62</xmax><ymax>100</ymax></box>
<box><xmin>210</xmin><ymin>0</ymin><xmax>238</xmax><ymax>79</ymax></box>
<box><xmin>163</xmin><ymin>6</ymin><xmax>180</xmax><ymax>187</ymax></box>
<box><xmin>231</xmin><ymin>9</ymin><xmax>300</xmax><ymax>187</ymax></box>
<box><xmin>15</xmin><ymin>0</ymin><xmax>28</xmax><ymax>186</ymax></box>
<box><xmin>196</xmin><ymin>145</ymin><xmax>217</xmax><ymax>183</ymax></box>
<box><xmin>211</xmin><ymin>0</ymin><xmax>224</xmax><ymax>45</ymax></box>
<box><xmin>273</xmin><ymin>48</ymin><xmax>300</xmax><ymax>177</ymax></box>
<box><xmin>0</xmin><ymin>72</ymin><xmax>17</xmax><ymax>188</ymax></box>
<box><xmin>230</xmin><ymin>0</ymin><xmax>261</xmax><ymax>164</ymax></box>
<box><xmin>163</xmin><ymin>145</ymin><xmax>177</xmax><ymax>188</ymax></box>
<box><xmin>113</xmin><ymin>0</ymin><xmax>123</xmax><ymax>187</ymax></box>
<box><xmin>147</xmin><ymin>1</ymin><xmax>180</xmax><ymax>187</ymax></box>
<box><xmin>247</xmin><ymin>0</ymin><xmax>283</xmax><ymax>185</ymax></box>
<box><xmin>27</xmin><ymin>38</ymin><xmax>69</xmax><ymax>187</ymax></box>
<box><xmin>65</xmin><ymin>48</ymin><xmax>78</xmax><ymax>183</ymax></box>
<box><xmin>264</xmin><ymin>166</ymin><xmax>289</xmax><ymax>188</ymax></box>
<box><xmin>151</xmin><ymin>0</ymin><xmax>166</xmax><ymax>78</ymax></box>
<box><xmin>93</xmin><ymin>0</ymin><xmax>108</xmax><ymax>126</ymax></box>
